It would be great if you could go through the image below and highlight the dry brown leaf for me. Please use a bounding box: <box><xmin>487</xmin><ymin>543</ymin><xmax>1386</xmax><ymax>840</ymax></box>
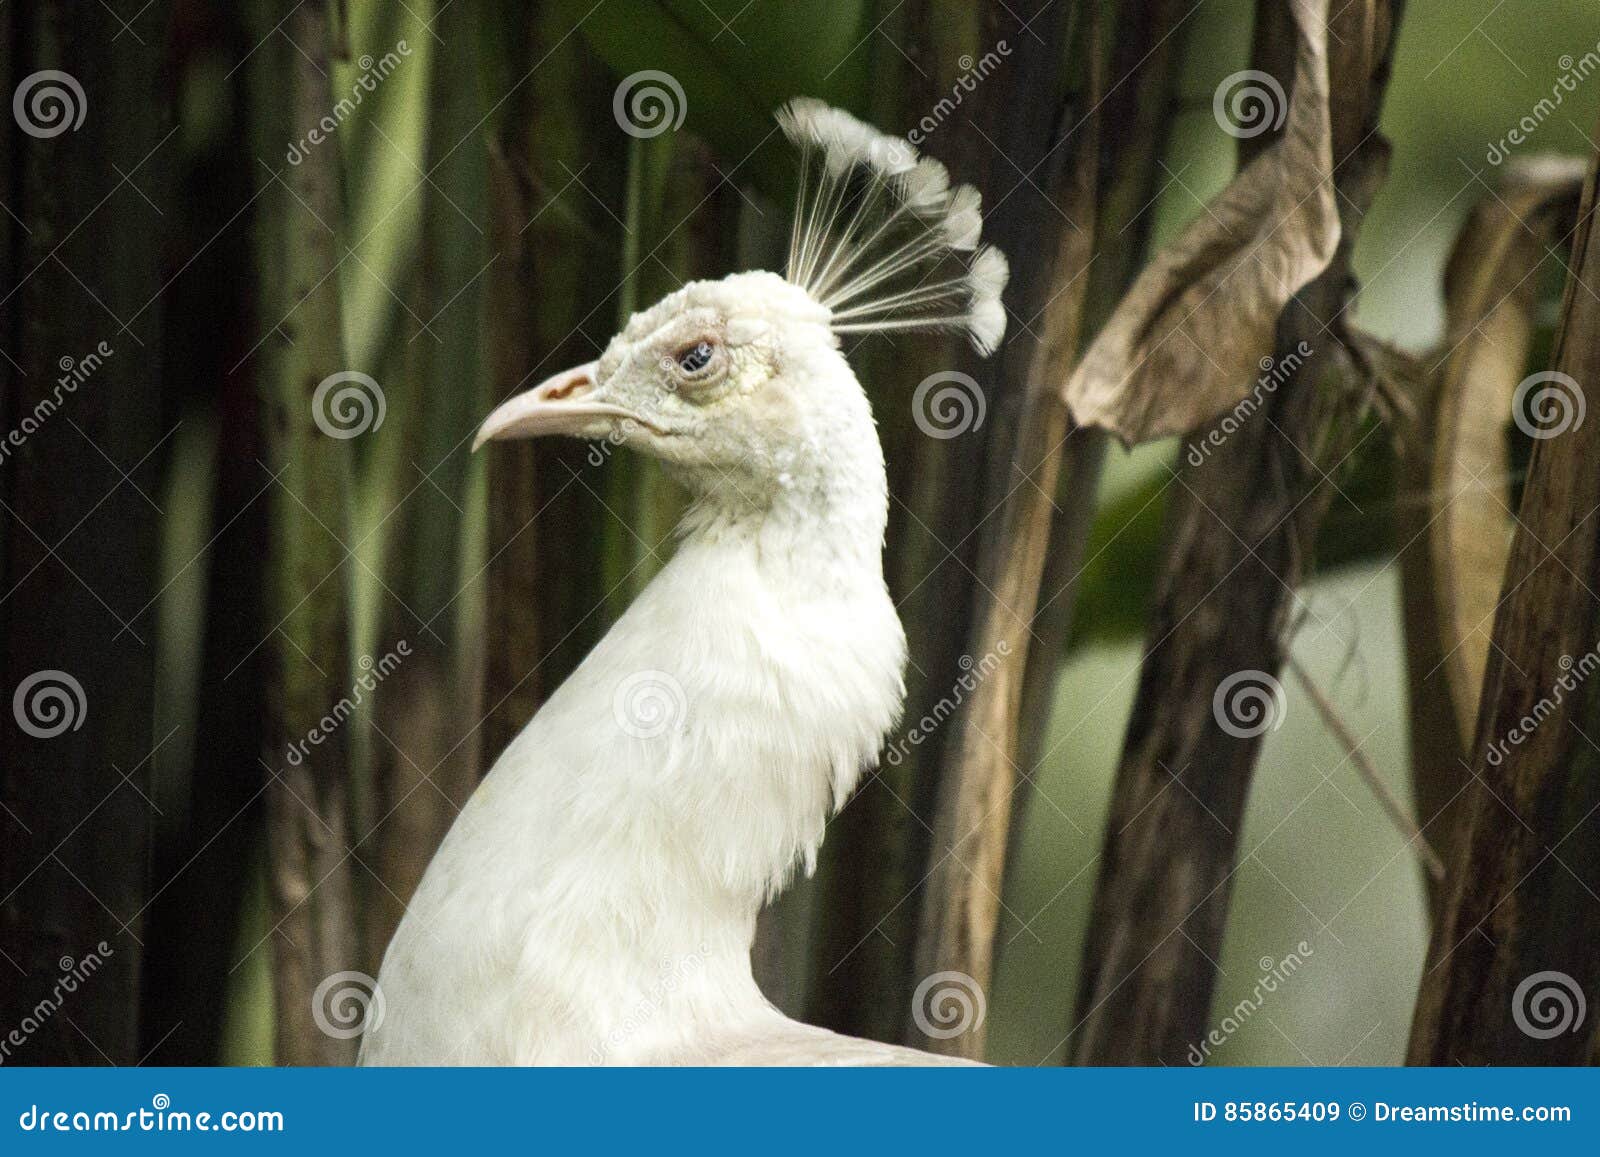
<box><xmin>1427</xmin><ymin>155</ymin><xmax>1587</xmax><ymax>748</ymax></box>
<box><xmin>1063</xmin><ymin>0</ymin><xmax>1338</xmax><ymax>445</ymax></box>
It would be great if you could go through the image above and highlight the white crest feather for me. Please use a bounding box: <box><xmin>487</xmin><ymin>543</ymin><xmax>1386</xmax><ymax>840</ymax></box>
<box><xmin>900</xmin><ymin>158</ymin><xmax>950</xmax><ymax>212</ymax></box>
<box><xmin>942</xmin><ymin>185</ymin><xmax>983</xmax><ymax>250</ymax></box>
<box><xmin>776</xmin><ymin>98</ymin><xmax>1008</xmax><ymax>355</ymax></box>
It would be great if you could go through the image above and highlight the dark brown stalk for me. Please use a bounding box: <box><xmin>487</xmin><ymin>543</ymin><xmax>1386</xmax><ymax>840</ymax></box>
<box><xmin>1013</xmin><ymin>0</ymin><xmax>1199</xmax><ymax>906</ymax></box>
<box><xmin>1407</xmin><ymin>127</ymin><xmax>1600</xmax><ymax>1067</ymax></box>
<box><xmin>1069</xmin><ymin>0</ymin><xmax>1403</xmax><ymax>1066</ymax></box>
<box><xmin>257</xmin><ymin>0</ymin><xmax>361</xmax><ymax>1065</ymax></box>
<box><xmin>481</xmin><ymin>2</ymin><xmax>626</xmax><ymax>764</ymax></box>
<box><xmin>805</xmin><ymin>0</ymin><xmax>975</xmax><ymax>1044</ymax></box>
<box><xmin>915</xmin><ymin>4</ymin><xmax>1100</xmax><ymax>1062</ymax></box>
<box><xmin>138</xmin><ymin>0</ymin><xmax>269</xmax><ymax>1063</ymax></box>
<box><xmin>364</xmin><ymin>0</ymin><xmax>490</xmax><ymax>966</ymax></box>
<box><xmin>0</xmin><ymin>0</ymin><xmax>173</xmax><ymax>1064</ymax></box>
<box><xmin>1394</xmin><ymin>162</ymin><xmax>1586</xmax><ymax>920</ymax></box>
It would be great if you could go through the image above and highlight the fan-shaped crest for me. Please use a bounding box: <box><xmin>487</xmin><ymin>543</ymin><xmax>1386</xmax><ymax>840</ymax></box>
<box><xmin>776</xmin><ymin>98</ymin><xmax>1009</xmax><ymax>355</ymax></box>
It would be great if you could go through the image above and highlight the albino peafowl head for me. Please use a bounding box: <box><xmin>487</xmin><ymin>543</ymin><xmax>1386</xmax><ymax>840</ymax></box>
<box><xmin>473</xmin><ymin>99</ymin><xmax>1009</xmax><ymax>502</ymax></box>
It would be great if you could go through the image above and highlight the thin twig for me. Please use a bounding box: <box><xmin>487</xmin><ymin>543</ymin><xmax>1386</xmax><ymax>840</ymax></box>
<box><xmin>1286</xmin><ymin>652</ymin><xmax>1446</xmax><ymax>882</ymax></box>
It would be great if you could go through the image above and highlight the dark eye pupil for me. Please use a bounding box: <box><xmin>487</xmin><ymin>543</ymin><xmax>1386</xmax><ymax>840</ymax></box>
<box><xmin>677</xmin><ymin>341</ymin><xmax>714</xmax><ymax>373</ymax></box>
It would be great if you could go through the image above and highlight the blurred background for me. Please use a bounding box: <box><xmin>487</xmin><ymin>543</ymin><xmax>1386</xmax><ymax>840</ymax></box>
<box><xmin>1000</xmin><ymin>0</ymin><xmax>1600</xmax><ymax>1065</ymax></box>
<box><xmin>3</xmin><ymin>0</ymin><xmax>1599</xmax><ymax>1066</ymax></box>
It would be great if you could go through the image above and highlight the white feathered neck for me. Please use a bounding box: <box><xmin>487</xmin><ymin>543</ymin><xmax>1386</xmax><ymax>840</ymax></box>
<box><xmin>362</xmin><ymin>339</ymin><xmax>908</xmax><ymax>1065</ymax></box>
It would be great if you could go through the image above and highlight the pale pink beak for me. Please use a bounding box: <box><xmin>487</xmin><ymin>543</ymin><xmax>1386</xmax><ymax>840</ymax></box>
<box><xmin>472</xmin><ymin>362</ymin><xmax>643</xmax><ymax>450</ymax></box>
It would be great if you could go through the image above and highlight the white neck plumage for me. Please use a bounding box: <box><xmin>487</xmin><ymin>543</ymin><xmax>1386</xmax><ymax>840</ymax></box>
<box><xmin>461</xmin><ymin>383</ymin><xmax>905</xmax><ymax>1063</ymax></box>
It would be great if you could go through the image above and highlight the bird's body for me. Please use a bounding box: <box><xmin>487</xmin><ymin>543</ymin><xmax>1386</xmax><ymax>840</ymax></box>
<box><xmin>363</xmin><ymin>105</ymin><xmax>1006</xmax><ymax>1066</ymax></box>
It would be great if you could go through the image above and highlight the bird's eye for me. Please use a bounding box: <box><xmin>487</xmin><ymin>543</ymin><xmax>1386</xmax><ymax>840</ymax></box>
<box><xmin>674</xmin><ymin>340</ymin><xmax>717</xmax><ymax>375</ymax></box>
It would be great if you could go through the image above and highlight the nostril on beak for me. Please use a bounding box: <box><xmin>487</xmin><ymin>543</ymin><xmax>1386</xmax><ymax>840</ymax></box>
<box><xmin>533</xmin><ymin>369</ymin><xmax>594</xmax><ymax>404</ymax></box>
<box><xmin>544</xmin><ymin>377</ymin><xmax>588</xmax><ymax>402</ymax></box>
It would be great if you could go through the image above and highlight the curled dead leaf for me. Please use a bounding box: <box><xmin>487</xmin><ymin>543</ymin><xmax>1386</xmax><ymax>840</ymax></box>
<box><xmin>1424</xmin><ymin>155</ymin><xmax>1587</xmax><ymax>748</ymax></box>
<box><xmin>1063</xmin><ymin>0</ymin><xmax>1338</xmax><ymax>445</ymax></box>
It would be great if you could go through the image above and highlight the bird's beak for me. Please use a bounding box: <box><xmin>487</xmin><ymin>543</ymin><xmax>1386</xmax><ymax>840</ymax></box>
<box><xmin>472</xmin><ymin>362</ymin><xmax>640</xmax><ymax>450</ymax></box>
